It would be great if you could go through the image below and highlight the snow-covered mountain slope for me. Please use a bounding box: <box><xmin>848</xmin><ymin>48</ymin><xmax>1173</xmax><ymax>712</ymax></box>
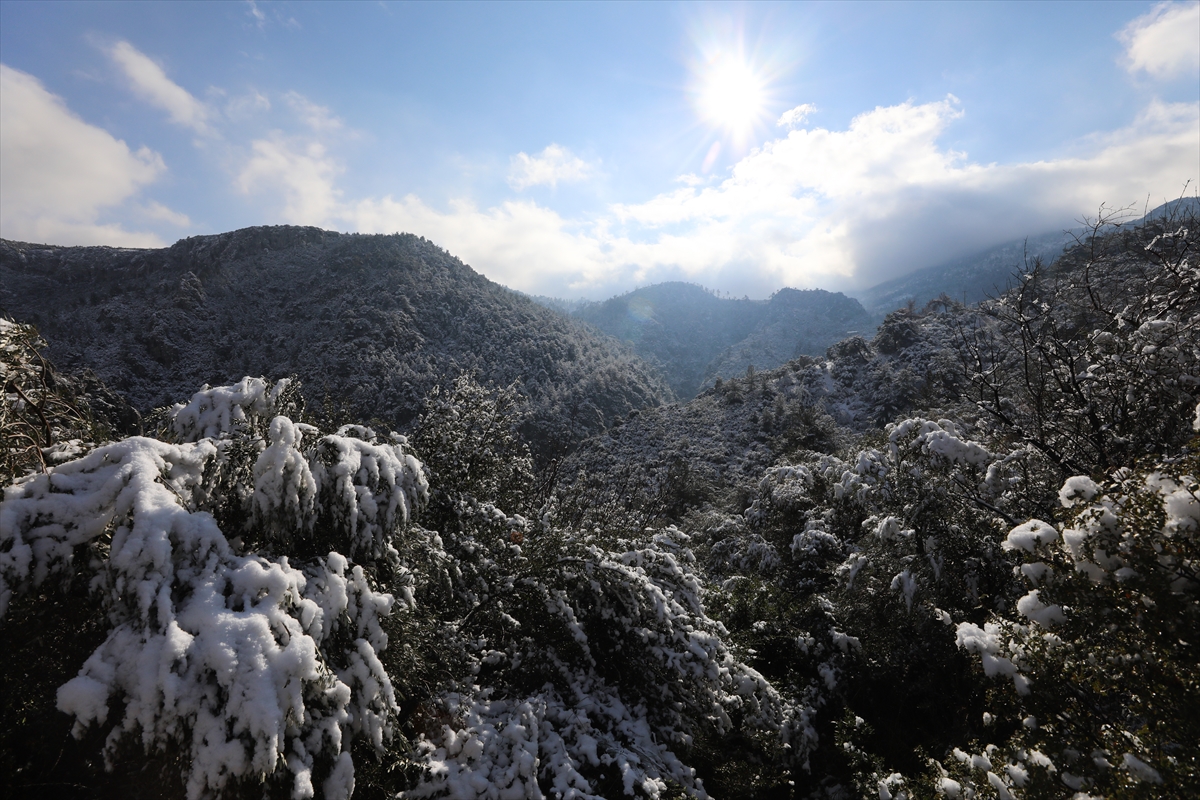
<box><xmin>853</xmin><ymin>197</ymin><xmax>1200</xmax><ymax>315</ymax></box>
<box><xmin>0</xmin><ymin>226</ymin><xmax>671</xmax><ymax>461</ymax></box>
<box><xmin>560</xmin><ymin>196</ymin><xmax>1200</xmax><ymax>536</ymax></box>
<box><xmin>853</xmin><ymin>229</ymin><xmax>1075</xmax><ymax>315</ymax></box>
<box><xmin>556</xmin><ymin>298</ymin><xmax>973</xmax><ymax>530</ymax></box>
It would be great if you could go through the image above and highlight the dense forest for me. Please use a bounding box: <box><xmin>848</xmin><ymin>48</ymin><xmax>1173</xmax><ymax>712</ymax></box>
<box><xmin>1</xmin><ymin>200</ymin><xmax>1197</xmax><ymax>799</ymax></box>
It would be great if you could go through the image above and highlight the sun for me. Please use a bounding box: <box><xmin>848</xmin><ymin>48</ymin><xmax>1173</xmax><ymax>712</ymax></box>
<box><xmin>695</xmin><ymin>53</ymin><xmax>768</xmax><ymax>146</ymax></box>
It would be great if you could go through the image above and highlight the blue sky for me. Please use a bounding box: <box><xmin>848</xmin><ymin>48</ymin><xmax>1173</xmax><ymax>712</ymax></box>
<box><xmin>1</xmin><ymin>1</ymin><xmax>1197</xmax><ymax>299</ymax></box>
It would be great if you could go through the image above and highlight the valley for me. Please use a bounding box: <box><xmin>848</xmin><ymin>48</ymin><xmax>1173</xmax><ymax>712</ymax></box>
<box><xmin>1</xmin><ymin>200</ymin><xmax>1197</xmax><ymax>799</ymax></box>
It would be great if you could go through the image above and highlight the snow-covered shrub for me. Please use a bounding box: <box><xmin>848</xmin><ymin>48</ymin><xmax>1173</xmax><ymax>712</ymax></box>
<box><xmin>411</xmin><ymin>374</ymin><xmax>534</xmax><ymax>514</ymax></box>
<box><xmin>700</xmin><ymin>411</ymin><xmax>1039</xmax><ymax>795</ymax></box>
<box><xmin>940</xmin><ymin>447</ymin><xmax>1199</xmax><ymax>796</ymax></box>
<box><xmin>401</xmin><ymin>525</ymin><xmax>800</xmax><ymax>799</ymax></box>
<box><xmin>0</xmin><ymin>377</ymin><xmax>428</xmax><ymax>799</ymax></box>
<box><xmin>0</xmin><ymin>318</ymin><xmax>114</xmax><ymax>481</ymax></box>
<box><xmin>0</xmin><ymin>318</ymin><xmax>125</xmax><ymax>784</ymax></box>
<box><xmin>960</xmin><ymin>203</ymin><xmax>1200</xmax><ymax>481</ymax></box>
<box><xmin>801</xmin><ymin>207</ymin><xmax>1200</xmax><ymax>799</ymax></box>
<box><xmin>396</xmin><ymin>376</ymin><xmax>802</xmax><ymax>798</ymax></box>
<box><xmin>792</xmin><ymin>415</ymin><xmax>1027</xmax><ymax>624</ymax></box>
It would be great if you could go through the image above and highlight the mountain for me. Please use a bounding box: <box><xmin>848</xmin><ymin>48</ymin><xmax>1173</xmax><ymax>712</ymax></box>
<box><xmin>0</xmin><ymin>225</ymin><xmax>671</xmax><ymax>461</ymax></box>
<box><xmin>1145</xmin><ymin>194</ymin><xmax>1200</xmax><ymax>221</ymax></box>
<box><xmin>699</xmin><ymin>288</ymin><xmax>874</xmax><ymax>389</ymax></box>
<box><xmin>572</xmin><ymin>283</ymin><xmax>759</xmax><ymax>400</ymax></box>
<box><xmin>854</xmin><ymin>196</ymin><xmax>1200</xmax><ymax>315</ymax></box>
<box><xmin>571</xmin><ymin>282</ymin><xmax>873</xmax><ymax>399</ymax></box>
<box><xmin>564</xmin><ymin>195</ymin><xmax>1200</xmax><ymax>537</ymax></box>
<box><xmin>557</xmin><ymin>299</ymin><xmax>972</xmax><ymax>530</ymax></box>
<box><xmin>853</xmin><ymin>229</ymin><xmax>1075</xmax><ymax>315</ymax></box>
<box><xmin>2</xmin><ymin>202</ymin><xmax>1196</xmax><ymax>800</ymax></box>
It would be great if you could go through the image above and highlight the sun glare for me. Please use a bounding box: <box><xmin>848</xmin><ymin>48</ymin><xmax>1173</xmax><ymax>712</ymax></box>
<box><xmin>694</xmin><ymin>52</ymin><xmax>769</xmax><ymax>148</ymax></box>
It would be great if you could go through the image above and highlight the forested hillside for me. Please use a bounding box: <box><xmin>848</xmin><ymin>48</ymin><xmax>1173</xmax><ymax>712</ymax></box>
<box><xmin>572</xmin><ymin>283</ymin><xmax>873</xmax><ymax>400</ymax></box>
<box><xmin>1</xmin><ymin>202</ymin><xmax>1197</xmax><ymax>799</ymax></box>
<box><xmin>0</xmin><ymin>226</ymin><xmax>671</xmax><ymax>461</ymax></box>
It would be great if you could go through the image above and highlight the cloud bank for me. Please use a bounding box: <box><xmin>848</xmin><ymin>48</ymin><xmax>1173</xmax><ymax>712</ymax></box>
<box><xmin>0</xmin><ymin>64</ymin><xmax>168</xmax><ymax>246</ymax></box>
<box><xmin>338</xmin><ymin>97</ymin><xmax>1197</xmax><ymax>298</ymax></box>
<box><xmin>2</xmin><ymin>31</ymin><xmax>1196</xmax><ymax>299</ymax></box>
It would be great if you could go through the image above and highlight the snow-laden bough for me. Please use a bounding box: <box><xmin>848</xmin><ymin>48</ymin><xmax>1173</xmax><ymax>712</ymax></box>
<box><xmin>0</xmin><ymin>380</ymin><xmax>427</xmax><ymax>799</ymax></box>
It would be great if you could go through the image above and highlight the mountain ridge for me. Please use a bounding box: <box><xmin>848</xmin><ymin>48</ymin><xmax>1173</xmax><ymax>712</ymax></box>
<box><xmin>851</xmin><ymin>196</ymin><xmax>1200</xmax><ymax>314</ymax></box>
<box><xmin>0</xmin><ymin>225</ymin><xmax>672</xmax><ymax>462</ymax></box>
<box><xmin>570</xmin><ymin>281</ymin><xmax>874</xmax><ymax>399</ymax></box>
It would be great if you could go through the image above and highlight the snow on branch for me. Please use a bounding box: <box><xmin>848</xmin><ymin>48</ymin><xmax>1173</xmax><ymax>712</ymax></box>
<box><xmin>0</xmin><ymin>378</ymin><xmax>429</xmax><ymax>799</ymax></box>
<box><xmin>169</xmin><ymin>376</ymin><xmax>295</xmax><ymax>441</ymax></box>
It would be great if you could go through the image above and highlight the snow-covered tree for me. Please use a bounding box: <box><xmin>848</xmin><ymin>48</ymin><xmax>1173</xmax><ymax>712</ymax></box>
<box><xmin>0</xmin><ymin>318</ymin><xmax>118</xmax><ymax>480</ymax></box>
<box><xmin>394</xmin><ymin>374</ymin><xmax>803</xmax><ymax>799</ymax></box>
<box><xmin>2</xmin><ymin>367</ymin><xmax>796</xmax><ymax>799</ymax></box>
<box><xmin>669</xmin><ymin>202</ymin><xmax>1200</xmax><ymax>797</ymax></box>
<box><xmin>2</xmin><ymin>375</ymin><xmax>427</xmax><ymax>799</ymax></box>
<box><xmin>959</xmin><ymin>203</ymin><xmax>1199</xmax><ymax>481</ymax></box>
<box><xmin>940</xmin><ymin>425</ymin><xmax>1199</xmax><ymax>798</ymax></box>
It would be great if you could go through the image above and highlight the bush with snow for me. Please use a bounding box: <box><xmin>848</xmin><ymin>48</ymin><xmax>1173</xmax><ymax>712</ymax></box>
<box><xmin>1</xmin><ymin>376</ymin><xmax>427</xmax><ymax>798</ymax></box>
<box><xmin>398</xmin><ymin>374</ymin><xmax>802</xmax><ymax>798</ymax></box>
<box><xmin>696</xmin><ymin>410</ymin><xmax>1037</xmax><ymax>796</ymax></box>
<box><xmin>2</xmin><ymin>371</ymin><xmax>796</xmax><ymax>796</ymax></box>
<box><xmin>940</xmin><ymin>450</ymin><xmax>1199</xmax><ymax>796</ymax></box>
<box><xmin>0</xmin><ymin>318</ymin><xmax>118</xmax><ymax>481</ymax></box>
<box><xmin>1</xmin><ymin>368</ymin><xmax>797</xmax><ymax>798</ymax></box>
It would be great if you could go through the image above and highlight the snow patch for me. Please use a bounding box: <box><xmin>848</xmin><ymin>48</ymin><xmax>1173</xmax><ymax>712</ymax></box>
<box><xmin>1003</xmin><ymin>520</ymin><xmax>1058</xmax><ymax>553</ymax></box>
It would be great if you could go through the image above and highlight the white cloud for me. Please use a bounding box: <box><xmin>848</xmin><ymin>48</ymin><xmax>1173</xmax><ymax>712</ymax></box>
<box><xmin>777</xmin><ymin>103</ymin><xmax>816</xmax><ymax>129</ymax></box>
<box><xmin>0</xmin><ymin>64</ymin><xmax>168</xmax><ymax>247</ymax></box>
<box><xmin>245</xmin><ymin>0</ymin><xmax>300</xmax><ymax>30</ymax></box>
<box><xmin>246</xmin><ymin>0</ymin><xmax>266</xmax><ymax>28</ymax></box>
<box><xmin>508</xmin><ymin>144</ymin><xmax>595</xmax><ymax>190</ymax></box>
<box><xmin>1118</xmin><ymin>1</ymin><xmax>1200</xmax><ymax>79</ymax></box>
<box><xmin>222</xmin><ymin>85</ymin><xmax>1195</xmax><ymax>299</ymax></box>
<box><xmin>140</xmin><ymin>201</ymin><xmax>192</xmax><ymax>227</ymax></box>
<box><xmin>604</xmin><ymin>95</ymin><xmax>1198</xmax><ymax>291</ymax></box>
<box><xmin>341</xmin><ymin>95</ymin><xmax>1196</xmax><ymax>298</ymax></box>
<box><xmin>285</xmin><ymin>92</ymin><xmax>343</xmax><ymax>132</ymax></box>
<box><xmin>109</xmin><ymin>41</ymin><xmax>214</xmax><ymax>135</ymax></box>
<box><xmin>236</xmin><ymin>133</ymin><xmax>343</xmax><ymax>225</ymax></box>
<box><xmin>347</xmin><ymin>194</ymin><xmax>612</xmax><ymax>291</ymax></box>
<box><xmin>224</xmin><ymin>89</ymin><xmax>271</xmax><ymax>120</ymax></box>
